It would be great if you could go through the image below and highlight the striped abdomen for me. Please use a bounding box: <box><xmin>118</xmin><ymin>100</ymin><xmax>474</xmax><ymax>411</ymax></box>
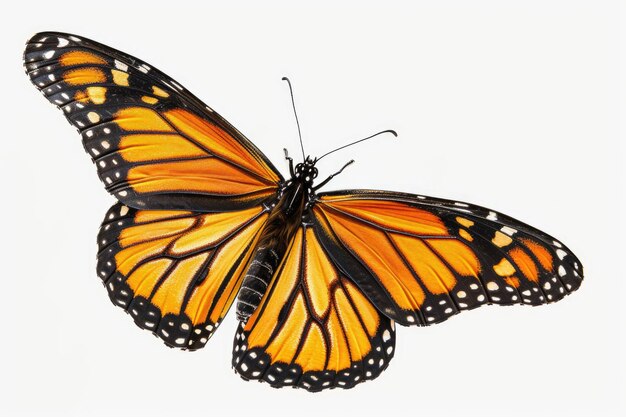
<box><xmin>236</xmin><ymin>246</ymin><xmax>280</xmax><ymax>321</ymax></box>
<box><xmin>235</xmin><ymin>184</ymin><xmax>305</xmax><ymax>322</ymax></box>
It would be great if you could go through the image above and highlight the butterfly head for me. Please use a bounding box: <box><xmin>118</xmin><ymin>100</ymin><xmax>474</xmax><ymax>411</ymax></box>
<box><xmin>294</xmin><ymin>156</ymin><xmax>319</xmax><ymax>185</ymax></box>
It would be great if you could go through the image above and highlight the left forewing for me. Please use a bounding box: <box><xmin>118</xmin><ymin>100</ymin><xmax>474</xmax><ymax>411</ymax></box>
<box><xmin>98</xmin><ymin>202</ymin><xmax>268</xmax><ymax>349</ymax></box>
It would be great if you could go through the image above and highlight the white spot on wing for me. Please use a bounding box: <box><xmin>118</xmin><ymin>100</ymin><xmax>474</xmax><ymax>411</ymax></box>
<box><xmin>57</xmin><ymin>37</ymin><xmax>69</xmax><ymax>47</ymax></box>
<box><xmin>114</xmin><ymin>60</ymin><xmax>128</xmax><ymax>72</ymax></box>
<box><xmin>501</xmin><ymin>226</ymin><xmax>517</xmax><ymax>236</ymax></box>
<box><xmin>382</xmin><ymin>330</ymin><xmax>391</xmax><ymax>342</ymax></box>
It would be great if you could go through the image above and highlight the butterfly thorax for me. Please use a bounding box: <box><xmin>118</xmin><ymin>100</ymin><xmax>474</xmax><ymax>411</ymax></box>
<box><xmin>235</xmin><ymin>169</ymin><xmax>311</xmax><ymax>322</ymax></box>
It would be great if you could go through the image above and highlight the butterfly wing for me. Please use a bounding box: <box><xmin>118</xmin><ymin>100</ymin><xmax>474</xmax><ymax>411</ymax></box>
<box><xmin>98</xmin><ymin>203</ymin><xmax>270</xmax><ymax>349</ymax></box>
<box><xmin>232</xmin><ymin>225</ymin><xmax>395</xmax><ymax>391</ymax></box>
<box><xmin>312</xmin><ymin>190</ymin><xmax>583</xmax><ymax>326</ymax></box>
<box><xmin>24</xmin><ymin>32</ymin><xmax>282</xmax><ymax>211</ymax></box>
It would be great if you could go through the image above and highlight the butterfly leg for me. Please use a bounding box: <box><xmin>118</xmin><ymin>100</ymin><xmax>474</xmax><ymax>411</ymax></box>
<box><xmin>283</xmin><ymin>148</ymin><xmax>295</xmax><ymax>177</ymax></box>
<box><xmin>312</xmin><ymin>159</ymin><xmax>354</xmax><ymax>191</ymax></box>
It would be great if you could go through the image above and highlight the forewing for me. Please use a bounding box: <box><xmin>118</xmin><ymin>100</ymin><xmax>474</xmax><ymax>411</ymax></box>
<box><xmin>24</xmin><ymin>32</ymin><xmax>282</xmax><ymax>211</ymax></box>
<box><xmin>313</xmin><ymin>190</ymin><xmax>583</xmax><ymax>326</ymax></box>
<box><xmin>98</xmin><ymin>203</ymin><xmax>269</xmax><ymax>349</ymax></box>
<box><xmin>232</xmin><ymin>227</ymin><xmax>395</xmax><ymax>392</ymax></box>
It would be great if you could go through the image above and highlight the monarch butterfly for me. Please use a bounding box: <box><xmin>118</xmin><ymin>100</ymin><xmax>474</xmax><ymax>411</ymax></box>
<box><xmin>23</xmin><ymin>31</ymin><xmax>583</xmax><ymax>392</ymax></box>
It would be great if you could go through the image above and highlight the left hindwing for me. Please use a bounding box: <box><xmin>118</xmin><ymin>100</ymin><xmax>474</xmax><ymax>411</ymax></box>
<box><xmin>98</xmin><ymin>203</ymin><xmax>269</xmax><ymax>349</ymax></box>
<box><xmin>233</xmin><ymin>226</ymin><xmax>395</xmax><ymax>392</ymax></box>
<box><xmin>24</xmin><ymin>32</ymin><xmax>282</xmax><ymax>212</ymax></box>
<box><xmin>312</xmin><ymin>190</ymin><xmax>584</xmax><ymax>326</ymax></box>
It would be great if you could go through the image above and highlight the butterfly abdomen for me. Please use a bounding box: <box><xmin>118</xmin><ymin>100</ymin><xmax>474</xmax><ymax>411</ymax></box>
<box><xmin>236</xmin><ymin>184</ymin><xmax>305</xmax><ymax>322</ymax></box>
<box><xmin>236</xmin><ymin>247</ymin><xmax>280</xmax><ymax>321</ymax></box>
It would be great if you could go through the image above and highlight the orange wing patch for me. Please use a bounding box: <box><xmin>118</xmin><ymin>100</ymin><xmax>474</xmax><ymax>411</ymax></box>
<box><xmin>315</xmin><ymin>200</ymin><xmax>482</xmax><ymax>323</ymax></box>
<box><xmin>59</xmin><ymin>50</ymin><xmax>107</xmax><ymax>66</ymax></box>
<box><xmin>163</xmin><ymin>109</ymin><xmax>280</xmax><ymax>183</ymax></box>
<box><xmin>233</xmin><ymin>227</ymin><xmax>395</xmax><ymax>392</ymax></box>
<box><xmin>24</xmin><ymin>32</ymin><xmax>282</xmax><ymax>212</ymax></box>
<box><xmin>98</xmin><ymin>203</ymin><xmax>268</xmax><ymax>350</ymax></box>
<box><xmin>63</xmin><ymin>67</ymin><xmax>107</xmax><ymax>85</ymax></box>
<box><xmin>314</xmin><ymin>192</ymin><xmax>583</xmax><ymax>326</ymax></box>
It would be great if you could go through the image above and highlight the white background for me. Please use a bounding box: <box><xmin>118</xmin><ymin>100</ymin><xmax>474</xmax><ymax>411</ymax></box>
<box><xmin>1</xmin><ymin>1</ymin><xmax>624</xmax><ymax>416</ymax></box>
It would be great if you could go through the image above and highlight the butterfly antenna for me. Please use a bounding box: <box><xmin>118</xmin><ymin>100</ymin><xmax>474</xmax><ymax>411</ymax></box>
<box><xmin>282</xmin><ymin>77</ymin><xmax>306</xmax><ymax>161</ymax></box>
<box><xmin>316</xmin><ymin>129</ymin><xmax>398</xmax><ymax>161</ymax></box>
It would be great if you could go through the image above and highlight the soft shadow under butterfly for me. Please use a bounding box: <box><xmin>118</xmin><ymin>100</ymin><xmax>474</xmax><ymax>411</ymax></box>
<box><xmin>24</xmin><ymin>32</ymin><xmax>583</xmax><ymax>392</ymax></box>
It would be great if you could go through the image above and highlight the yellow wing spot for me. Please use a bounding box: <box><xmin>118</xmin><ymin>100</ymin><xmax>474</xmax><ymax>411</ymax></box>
<box><xmin>456</xmin><ymin>217</ymin><xmax>474</xmax><ymax>228</ymax></box>
<box><xmin>87</xmin><ymin>112</ymin><xmax>101</xmax><ymax>123</ymax></box>
<box><xmin>59</xmin><ymin>51</ymin><xmax>107</xmax><ymax>66</ymax></box>
<box><xmin>152</xmin><ymin>86</ymin><xmax>170</xmax><ymax>97</ymax></box>
<box><xmin>493</xmin><ymin>258</ymin><xmax>516</xmax><ymax>277</ymax></box>
<box><xmin>63</xmin><ymin>67</ymin><xmax>106</xmax><ymax>86</ymax></box>
<box><xmin>75</xmin><ymin>87</ymin><xmax>107</xmax><ymax>104</ymax></box>
<box><xmin>111</xmin><ymin>69</ymin><xmax>129</xmax><ymax>86</ymax></box>
<box><xmin>492</xmin><ymin>231</ymin><xmax>513</xmax><ymax>247</ymax></box>
<box><xmin>86</xmin><ymin>87</ymin><xmax>107</xmax><ymax>104</ymax></box>
<box><xmin>141</xmin><ymin>96</ymin><xmax>159</xmax><ymax>105</ymax></box>
<box><xmin>459</xmin><ymin>229</ymin><xmax>473</xmax><ymax>241</ymax></box>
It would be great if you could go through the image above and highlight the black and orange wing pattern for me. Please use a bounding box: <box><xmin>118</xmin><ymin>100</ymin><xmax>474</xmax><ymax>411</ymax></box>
<box><xmin>23</xmin><ymin>31</ymin><xmax>584</xmax><ymax>392</ymax></box>
<box><xmin>23</xmin><ymin>32</ymin><xmax>282</xmax><ymax>212</ymax></box>
<box><xmin>98</xmin><ymin>202</ymin><xmax>269</xmax><ymax>349</ymax></box>
<box><xmin>233</xmin><ymin>226</ymin><xmax>395</xmax><ymax>391</ymax></box>
<box><xmin>312</xmin><ymin>190</ymin><xmax>583</xmax><ymax>326</ymax></box>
